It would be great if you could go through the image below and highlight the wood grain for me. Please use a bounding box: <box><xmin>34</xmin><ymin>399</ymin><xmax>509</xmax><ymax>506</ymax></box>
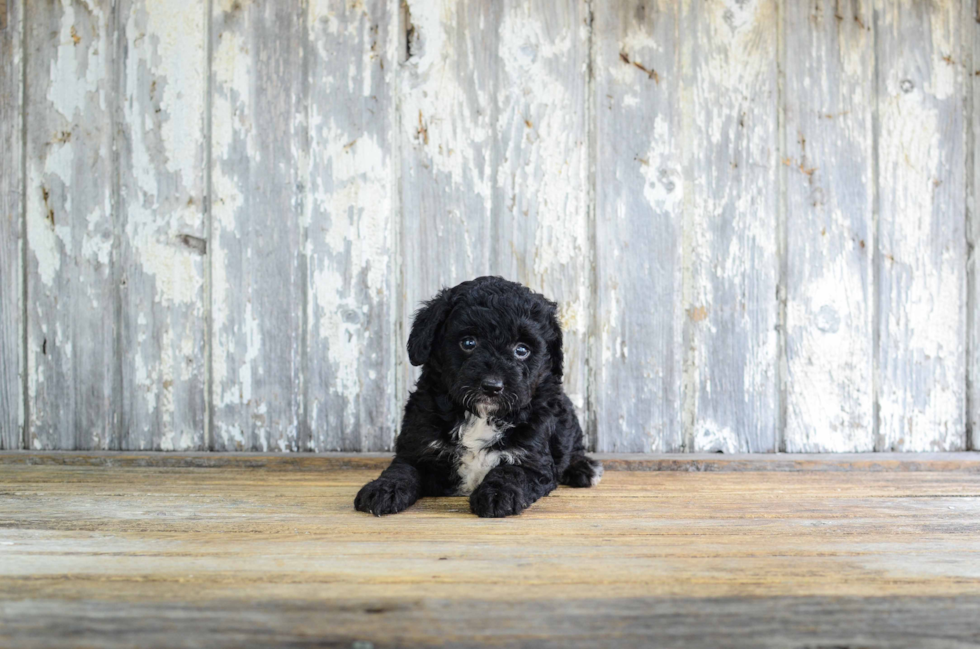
<box><xmin>491</xmin><ymin>0</ymin><xmax>591</xmax><ymax>433</ymax></box>
<box><xmin>24</xmin><ymin>0</ymin><xmax>117</xmax><ymax>450</ymax></box>
<box><xmin>397</xmin><ymin>0</ymin><xmax>498</xmax><ymax>407</ymax></box>
<box><xmin>972</xmin><ymin>0</ymin><xmax>980</xmax><ymax>453</ymax></box>
<box><xmin>875</xmin><ymin>0</ymin><xmax>968</xmax><ymax>451</ymax></box>
<box><xmin>209</xmin><ymin>0</ymin><xmax>305</xmax><ymax>451</ymax></box>
<box><xmin>116</xmin><ymin>0</ymin><xmax>208</xmax><ymax>450</ymax></box>
<box><xmin>3</xmin><ymin>450</ymin><xmax>980</xmax><ymax>473</ymax></box>
<box><xmin>686</xmin><ymin>0</ymin><xmax>780</xmax><ymax>453</ymax></box>
<box><xmin>0</xmin><ymin>0</ymin><xmax>21</xmax><ymax>449</ymax></box>
<box><xmin>0</xmin><ymin>464</ymin><xmax>978</xmax><ymax>647</ymax></box>
<box><xmin>782</xmin><ymin>0</ymin><xmax>875</xmax><ymax>452</ymax></box>
<box><xmin>593</xmin><ymin>0</ymin><xmax>684</xmax><ymax>452</ymax></box>
<box><xmin>3</xmin><ymin>596</ymin><xmax>980</xmax><ymax>649</ymax></box>
<box><xmin>305</xmin><ymin>0</ymin><xmax>398</xmax><ymax>452</ymax></box>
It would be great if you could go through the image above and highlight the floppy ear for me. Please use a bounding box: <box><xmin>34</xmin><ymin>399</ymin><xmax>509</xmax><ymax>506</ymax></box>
<box><xmin>407</xmin><ymin>288</ymin><xmax>454</xmax><ymax>367</ymax></box>
<box><xmin>547</xmin><ymin>301</ymin><xmax>564</xmax><ymax>380</ymax></box>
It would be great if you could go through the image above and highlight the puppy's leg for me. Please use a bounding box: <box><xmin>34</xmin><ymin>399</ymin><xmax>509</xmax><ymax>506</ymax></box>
<box><xmin>354</xmin><ymin>459</ymin><xmax>422</xmax><ymax>516</ymax></box>
<box><xmin>560</xmin><ymin>455</ymin><xmax>604</xmax><ymax>488</ymax></box>
<box><xmin>470</xmin><ymin>463</ymin><xmax>556</xmax><ymax>518</ymax></box>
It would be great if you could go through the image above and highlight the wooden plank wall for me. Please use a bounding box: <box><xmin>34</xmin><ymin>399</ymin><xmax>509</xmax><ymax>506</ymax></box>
<box><xmin>0</xmin><ymin>0</ymin><xmax>976</xmax><ymax>453</ymax></box>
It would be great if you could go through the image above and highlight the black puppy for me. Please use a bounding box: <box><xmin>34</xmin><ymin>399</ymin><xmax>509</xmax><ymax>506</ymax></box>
<box><xmin>355</xmin><ymin>276</ymin><xmax>602</xmax><ymax>518</ymax></box>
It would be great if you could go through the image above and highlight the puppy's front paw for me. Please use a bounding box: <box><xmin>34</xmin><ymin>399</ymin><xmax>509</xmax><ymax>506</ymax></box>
<box><xmin>470</xmin><ymin>479</ymin><xmax>527</xmax><ymax>518</ymax></box>
<box><xmin>561</xmin><ymin>456</ymin><xmax>603</xmax><ymax>488</ymax></box>
<box><xmin>354</xmin><ymin>479</ymin><xmax>417</xmax><ymax>516</ymax></box>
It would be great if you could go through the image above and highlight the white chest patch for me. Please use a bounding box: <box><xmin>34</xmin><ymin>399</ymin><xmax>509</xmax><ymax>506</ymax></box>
<box><xmin>453</xmin><ymin>413</ymin><xmax>518</xmax><ymax>495</ymax></box>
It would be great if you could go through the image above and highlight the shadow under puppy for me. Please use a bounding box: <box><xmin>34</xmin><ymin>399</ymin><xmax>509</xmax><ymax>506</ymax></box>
<box><xmin>355</xmin><ymin>276</ymin><xmax>603</xmax><ymax>518</ymax></box>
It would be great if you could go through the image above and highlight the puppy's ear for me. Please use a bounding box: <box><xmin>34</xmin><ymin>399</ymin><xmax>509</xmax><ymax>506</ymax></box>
<box><xmin>407</xmin><ymin>288</ymin><xmax>453</xmax><ymax>367</ymax></box>
<box><xmin>547</xmin><ymin>301</ymin><xmax>564</xmax><ymax>380</ymax></box>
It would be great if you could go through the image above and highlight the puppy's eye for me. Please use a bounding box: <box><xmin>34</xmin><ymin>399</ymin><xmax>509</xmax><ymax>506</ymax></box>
<box><xmin>459</xmin><ymin>336</ymin><xmax>477</xmax><ymax>352</ymax></box>
<box><xmin>514</xmin><ymin>343</ymin><xmax>531</xmax><ymax>360</ymax></box>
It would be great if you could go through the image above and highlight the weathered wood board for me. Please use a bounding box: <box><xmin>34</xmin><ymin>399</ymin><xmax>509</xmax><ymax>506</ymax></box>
<box><xmin>209</xmin><ymin>0</ymin><xmax>306</xmax><ymax>451</ymax></box>
<box><xmin>686</xmin><ymin>0</ymin><xmax>780</xmax><ymax>453</ymax></box>
<box><xmin>782</xmin><ymin>0</ymin><xmax>875</xmax><ymax>452</ymax></box>
<box><xmin>25</xmin><ymin>0</ymin><xmax>118</xmax><ymax>450</ymax></box>
<box><xmin>397</xmin><ymin>0</ymin><xmax>498</xmax><ymax>409</ymax></box>
<box><xmin>116</xmin><ymin>0</ymin><xmax>209</xmax><ymax>450</ymax></box>
<box><xmin>1</xmin><ymin>463</ymin><xmax>979</xmax><ymax>647</ymax></box>
<box><xmin>4</xmin><ymin>450</ymin><xmax>980</xmax><ymax>472</ymax></box>
<box><xmin>4</xmin><ymin>596</ymin><xmax>980</xmax><ymax>649</ymax></box>
<box><xmin>593</xmin><ymin>0</ymin><xmax>684</xmax><ymax>452</ymax></box>
<box><xmin>972</xmin><ymin>0</ymin><xmax>979</xmax><ymax>452</ymax></box>
<box><xmin>305</xmin><ymin>0</ymin><xmax>398</xmax><ymax>452</ymax></box>
<box><xmin>0</xmin><ymin>0</ymin><xmax>22</xmax><ymax>450</ymax></box>
<box><xmin>875</xmin><ymin>0</ymin><xmax>968</xmax><ymax>451</ymax></box>
<box><xmin>490</xmin><ymin>0</ymin><xmax>591</xmax><ymax>433</ymax></box>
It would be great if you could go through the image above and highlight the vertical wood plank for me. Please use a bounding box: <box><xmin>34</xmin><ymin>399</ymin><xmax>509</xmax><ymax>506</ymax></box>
<box><xmin>970</xmin><ymin>0</ymin><xmax>979</xmax><ymax>452</ymax></box>
<box><xmin>592</xmin><ymin>0</ymin><xmax>684</xmax><ymax>452</ymax></box>
<box><xmin>116</xmin><ymin>0</ymin><xmax>208</xmax><ymax>450</ymax></box>
<box><xmin>25</xmin><ymin>0</ymin><xmax>117</xmax><ymax>450</ymax></box>
<box><xmin>875</xmin><ymin>0</ymin><xmax>967</xmax><ymax>451</ymax></box>
<box><xmin>686</xmin><ymin>0</ymin><xmax>780</xmax><ymax>453</ymax></box>
<box><xmin>492</xmin><ymin>0</ymin><xmax>592</xmax><ymax>436</ymax></box>
<box><xmin>210</xmin><ymin>0</ymin><xmax>305</xmax><ymax>451</ymax></box>
<box><xmin>0</xmin><ymin>0</ymin><xmax>23</xmax><ymax>449</ymax></box>
<box><xmin>782</xmin><ymin>0</ymin><xmax>875</xmax><ymax>452</ymax></box>
<box><xmin>398</xmin><ymin>0</ymin><xmax>498</xmax><ymax>402</ymax></box>
<box><xmin>306</xmin><ymin>0</ymin><xmax>397</xmax><ymax>451</ymax></box>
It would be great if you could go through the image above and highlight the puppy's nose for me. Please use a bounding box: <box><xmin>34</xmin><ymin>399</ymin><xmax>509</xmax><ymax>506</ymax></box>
<box><xmin>481</xmin><ymin>378</ymin><xmax>504</xmax><ymax>395</ymax></box>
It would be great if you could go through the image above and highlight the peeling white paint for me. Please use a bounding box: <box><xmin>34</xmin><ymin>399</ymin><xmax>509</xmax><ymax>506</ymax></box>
<box><xmin>688</xmin><ymin>0</ymin><xmax>779</xmax><ymax>452</ymax></box>
<box><xmin>402</xmin><ymin>0</ymin><xmax>493</xmax><ymax>211</ymax></box>
<box><xmin>48</xmin><ymin>1</ymin><xmax>107</xmax><ymax>121</ymax></box>
<box><xmin>781</xmin><ymin>0</ymin><xmax>877</xmax><ymax>453</ymax></box>
<box><xmin>694</xmin><ymin>420</ymin><xmax>740</xmax><ymax>455</ymax></box>
<box><xmin>878</xmin><ymin>80</ymin><xmax>964</xmax><ymax>450</ymax></box>
<box><xmin>493</xmin><ymin>1</ymin><xmax>591</xmax><ymax>430</ymax></box>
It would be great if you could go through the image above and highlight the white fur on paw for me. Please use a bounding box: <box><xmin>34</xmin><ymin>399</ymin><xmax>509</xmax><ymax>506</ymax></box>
<box><xmin>590</xmin><ymin>462</ymin><xmax>604</xmax><ymax>486</ymax></box>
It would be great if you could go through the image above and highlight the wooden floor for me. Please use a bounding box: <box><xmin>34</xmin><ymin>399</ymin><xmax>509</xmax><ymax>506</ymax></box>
<box><xmin>1</xmin><ymin>454</ymin><xmax>979</xmax><ymax>648</ymax></box>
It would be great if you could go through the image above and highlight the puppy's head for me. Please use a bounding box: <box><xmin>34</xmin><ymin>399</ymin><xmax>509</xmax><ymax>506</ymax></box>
<box><xmin>407</xmin><ymin>276</ymin><xmax>563</xmax><ymax>415</ymax></box>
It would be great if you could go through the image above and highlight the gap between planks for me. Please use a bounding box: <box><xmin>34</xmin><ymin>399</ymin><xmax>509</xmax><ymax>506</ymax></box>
<box><xmin>1</xmin><ymin>451</ymin><xmax>978</xmax><ymax>472</ymax></box>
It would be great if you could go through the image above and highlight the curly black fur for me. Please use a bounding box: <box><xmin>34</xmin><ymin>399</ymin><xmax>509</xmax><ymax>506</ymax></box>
<box><xmin>355</xmin><ymin>276</ymin><xmax>602</xmax><ymax>518</ymax></box>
